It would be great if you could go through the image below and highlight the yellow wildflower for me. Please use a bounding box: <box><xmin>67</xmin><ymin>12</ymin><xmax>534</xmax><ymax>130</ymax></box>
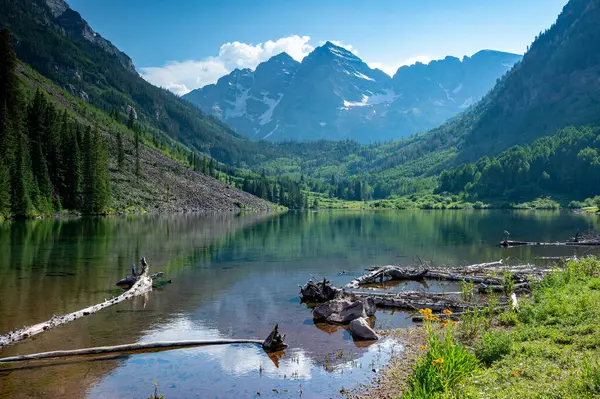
<box><xmin>431</xmin><ymin>316</ymin><xmax>441</xmax><ymax>322</ymax></box>
<box><xmin>511</xmin><ymin>369</ymin><xmax>521</xmax><ymax>377</ymax></box>
<box><xmin>431</xmin><ymin>358</ymin><xmax>444</xmax><ymax>366</ymax></box>
<box><xmin>442</xmin><ymin>309</ymin><xmax>453</xmax><ymax>315</ymax></box>
<box><xmin>441</xmin><ymin>322</ymin><xmax>447</xmax><ymax>328</ymax></box>
<box><xmin>418</xmin><ymin>345</ymin><xmax>427</xmax><ymax>350</ymax></box>
<box><xmin>418</xmin><ymin>308</ymin><xmax>433</xmax><ymax>316</ymax></box>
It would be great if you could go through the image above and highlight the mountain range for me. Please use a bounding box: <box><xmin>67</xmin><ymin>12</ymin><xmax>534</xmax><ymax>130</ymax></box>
<box><xmin>2</xmin><ymin>0</ymin><xmax>600</xmax><ymax>210</ymax></box>
<box><xmin>183</xmin><ymin>43</ymin><xmax>522</xmax><ymax>143</ymax></box>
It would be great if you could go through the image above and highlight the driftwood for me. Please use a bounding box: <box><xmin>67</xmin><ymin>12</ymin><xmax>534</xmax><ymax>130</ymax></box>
<box><xmin>0</xmin><ymin>325</ymin><xmax>288</xmax><ymax>363</ymax></box>
<box><xmin>501</xmin><ymin>239</ymin><xmax>600</xmax><ymax>248</ymax></box>
<box><xmin>346</xmin><ymin>266</ymin><xmax>428</xmax><ymax>288</ymax></box>
<box><xmin>332</xmin><ymin>260</ymin><xmax>555</xmax><ymax>314</ymax></box>
<box><xmin>0</xmin><ymin>258</ymin><xmax>161</xmax><ymax>348</ymax></box>
<box><xmin>478</xmin><ymin>282</ymin><xmax>530</xmax><ymax>293</ymax></box>
<box><xmin>347</xmin><ymin>261</ymin><xmax>551</xmax><ymax>291</ymax></box>
<box><xmin>261</xmin><ymin>324</ymin><xmax>288</xmax><ymax>352</ymax></box>
<box><xmin>300</xmin><ymin>279</ymin><xmax>342</xmax><ymax>302</ymax></box>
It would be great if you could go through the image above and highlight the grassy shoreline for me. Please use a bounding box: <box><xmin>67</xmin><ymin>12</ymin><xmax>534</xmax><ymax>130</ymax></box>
<box><xmin>310</xmin><ymin>192</ymin><xmax>600</xmax><ymax>211</ymax></box>
<box><xmin>359</xmin><ymin>257</ymin><xmax>600</xmax><ymax>398</ymax></box>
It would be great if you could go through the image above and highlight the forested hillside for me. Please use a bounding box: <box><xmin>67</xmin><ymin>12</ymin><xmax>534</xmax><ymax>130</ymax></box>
<box><xmin>2</xmin><ymin>0</ymin><xmax>600</xmax><ymax>211</ymax></box>
<box><xmin>351</xmin><ymin>0</ymin><xmax>600</xmax><ymax>183</ymax></box>
<box><xmin>0</xmin><ymin>0</ymin><xmax>259</xmax><ymax>166</ymax></box>
<box><xmin>437</xmin><ymin>125</ymin><xmax>600</xmax><ymax>202</ymax></box>
<box><xmin>0</xmin><ymin>29</ymin><xmax>273</xmax><ymax>217</ymax></box>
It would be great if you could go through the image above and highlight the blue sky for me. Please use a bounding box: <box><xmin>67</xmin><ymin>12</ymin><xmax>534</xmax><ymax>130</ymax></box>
<box><xmin>68</xmin><ymin>0</ymin><xmax>568</xmax><ymax>95</ymax></box>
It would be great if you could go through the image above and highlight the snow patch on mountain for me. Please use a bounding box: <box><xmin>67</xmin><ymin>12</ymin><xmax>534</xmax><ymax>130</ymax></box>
<box><xmin>341</xmin><ymin>90</ymin><xmax>398</xmax><ymax>109</ymax></box>
<box><xmin>329</xmin><ymin>46</ymin><xmax>356</xmax><ymax>60</ymax></box>
<box><xmin>225</xmin><ymin>88</ymin><xmax>250</xmax><ymax>118</ymax></box>
<box><xmin>263</xmin><ymin>124</ymin><xmax>279</xmax><ymax>139</ymax></box>
<box><xmin>258</xmin><ymin>94</ymin><xmax>284</xmax><ymax>125</ymax></box>
<box><xmin>354</xmin><ymin>72</ymin><xmax>375</xmax><ymax>81</ymax></box>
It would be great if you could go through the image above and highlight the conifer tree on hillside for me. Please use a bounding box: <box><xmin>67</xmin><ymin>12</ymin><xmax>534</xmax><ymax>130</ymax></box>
<box><xmin>90</xmin><ymin>127</ymin><xmax>111</xmax><ymax>213</ymax></box>
<box><xmin>27</xmin><ymin>90</ymin><xmax>54</xmax><ymax>213</ymax></box>
<box><xmin>0</xmin><ymin>160</ymin><xmax>10</xmax><ymax>216</ymax></box>
<box><xmin>117</xmin><ymin>131</ymin><xmax>124</xmax><ymax>170</ymax></box>
<box><xmin>0</xmin><ymin>29</ymin><xmax>17</xmax><ymax>113</ymax></box>
<box><xmin>61</xmin><ymin>120</ymin><xmax>83</xmax><ymax>210</ymax></box>
<box><xmin>11</xmin><ymin>134</ymin><xmax>33</xmax><ymax>217</ymax></box>
<box><xmin>45</xmin><ymin>108</ymin><xmax>64</xmax><ymax>200</ymax></box>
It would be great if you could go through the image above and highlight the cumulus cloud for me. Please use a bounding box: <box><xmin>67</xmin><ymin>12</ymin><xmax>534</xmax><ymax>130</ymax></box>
<box><xmin>140</xmin><ymin>35</ymin><xmax>314</xmax><ymax>96</ymax></box>
<box><xmin>140</xmin><ymin>34</ymin><xmax>433</xmax><ymax>95</ymax></box>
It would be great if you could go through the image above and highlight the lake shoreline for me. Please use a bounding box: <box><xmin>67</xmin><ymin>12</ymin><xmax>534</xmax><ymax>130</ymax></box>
<box><xmin>359</xmin><ymin>257</ymin><xmax>600</xmax><ymax>398</ymax></box>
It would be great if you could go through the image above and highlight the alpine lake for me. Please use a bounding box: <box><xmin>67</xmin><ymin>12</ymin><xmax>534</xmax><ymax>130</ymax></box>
<box><xmin>1</xmin><ymin>210</ymin><xmax>599</xmax><ymax>398</ymax></box>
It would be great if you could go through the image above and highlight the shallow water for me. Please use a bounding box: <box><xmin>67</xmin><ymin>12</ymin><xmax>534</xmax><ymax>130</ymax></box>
<box><xmin>0</xmin><ymin>210</ymin><xmax>599</xmax><ymax>398</ymax></box>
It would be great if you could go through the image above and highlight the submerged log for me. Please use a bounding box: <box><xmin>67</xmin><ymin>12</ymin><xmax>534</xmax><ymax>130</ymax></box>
<box><xmin>0</xmin><ymin>258</ymin><xmax>161</xmax><ymax>348</ymax></box>
<box><xmin>0</xmin><ymin>339</ymin><xmax>265</xmax><ymax>363</ymax></box>
<box><xmin>0</xmin><ymin>325</ymin><xmax>288</xmax><ymax>363</ymax></box>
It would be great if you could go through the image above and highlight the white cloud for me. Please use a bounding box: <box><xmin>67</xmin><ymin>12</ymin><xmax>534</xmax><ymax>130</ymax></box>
<box><xmin>140</xmin><ymin>58</ymin><xmax>228</xmax><ymax>96</ymax></box>
<box><xmin>140</xmin><ymin>35</ymin><xmax>314</xmax><ymax>96</ymax></box>
<box><xmin>140</xmin><ymin>34</ymin><xmax>433</xmax><ymax>95</ymax></box>
<box><xmin>369</xmin><ymin>55</ymin><xmax>432</xmax><ymax>77</ymax></box>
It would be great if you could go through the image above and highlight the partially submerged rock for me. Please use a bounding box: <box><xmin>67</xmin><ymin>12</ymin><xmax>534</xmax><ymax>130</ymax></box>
<box><xmin>348</xmin><ymin>317</ymin><xmax>379</xmax><ymax>341</ymax></box>
<box><xmin>313</xmin><ymin>297</ymin><xmax>376</xmax><ymax>324</ymax></box>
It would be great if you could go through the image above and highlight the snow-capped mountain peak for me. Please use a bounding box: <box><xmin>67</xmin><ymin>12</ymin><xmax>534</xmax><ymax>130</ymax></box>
<box><xmin>183</xmin><ymin>46</ymin><xmax>522</xmax><ymax>142</ymax></box>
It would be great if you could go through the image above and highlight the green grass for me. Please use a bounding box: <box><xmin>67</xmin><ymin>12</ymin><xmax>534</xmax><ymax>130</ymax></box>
<box><xmin>401</xmin><ymin>257</ymin><xmax>600</xmax><ymax>398</ymax></box>
<box><xmin>403</xmin><ymin>321</ymin><xmax>479</xmax><ymax>399</ymax></box>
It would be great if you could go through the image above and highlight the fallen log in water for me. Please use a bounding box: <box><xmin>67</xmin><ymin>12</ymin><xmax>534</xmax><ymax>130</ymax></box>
<box><xmin>346</xmin><ymin>261</ymin><xmax>551</xmax><ymax>290</ymax></box>
<box><xmin>0</xmin><ymin>325</ymin><xmax>288</xmax><ymax>363</ymax></box>
<box><xmin>0</xmin><ymin>258</ymin><xmax>163</xmax><ymax>348</ymax></box>
<box><xmin>501</xmin><ymin>239</ymin><xmax>600</xmax><ymax>248</ymax></box>
<box><xmin>346</xmin><ymin>266</ymin><xmax>428</xmax><ymax>288</ymax></box>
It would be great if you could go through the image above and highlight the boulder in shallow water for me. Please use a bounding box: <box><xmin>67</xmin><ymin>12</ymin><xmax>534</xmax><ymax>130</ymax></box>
<box><xmin>336</xmin><ymin>297</ymin><xmax>376</xmax><ymax>324</ymax></box>
<box><xmin>313</xmin><ymin>297</ymin><xmax>376</xmax><ymax>324</ymax></box>
<box><xmin>348</xmin><ymin>317</ymin><xmax>379</xmax><ymax>341</ymax></box>
<box><xmin>313</xmin><ymin>299</ymin><xmax>352</xmax><ymax>321</ymax></box>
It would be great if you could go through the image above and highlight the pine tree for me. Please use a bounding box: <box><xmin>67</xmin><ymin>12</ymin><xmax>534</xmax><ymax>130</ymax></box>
<box><xmin>0</xmin><ymin>101</ymin><xmax>15</xmax><ymax>173</ymax></box>
<box><xmin>62</xmin><ymin>121</ymin><xmax>83</xmax><ymax>210</ymax></box>
<box><xmin>116</xmin><ymin>131</ymin><xmax>124</xmax><ymax>170</ymax></box>
<box><xmin>90</xmin><ymin>127</ymin><xmax>111</xmax><ymax>213</ymax></box>
<box><xmin>0</xmin><ymin>29</ymin><xmax>17</xmax><ymax>113</ymax></box>
<box><xmin>135</xmin><ymin>130</ymin><xmax>140</xmax><ymax>180</ymax></box>
<box><xmin>82</xmin><ymin>125</ymin><xmax>93</xmax><ymax>212</ymax></box>
<box><xmin>11</xmin><ymin>133</ymin><xmax>33</xmax><ymax>217</ymax></box>
<box><xmin>127</xmin><ymin>108</ymin><xmax>136</xmax><ymax>131</ymax></box>
<box><xmin>0</xmin><ymin>160</ymin><xmax>10</xmax><ymax>216</ymax></box>
<box><xmin>27</xmin><ymin>90</ymin><xmax>53</xmax><ymax>214</ymax></box>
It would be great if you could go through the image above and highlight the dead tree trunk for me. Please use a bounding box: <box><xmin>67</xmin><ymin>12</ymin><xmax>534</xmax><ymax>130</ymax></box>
<box><xmin>0</xmin><ymin>258</ymin><xmax>158</xmax><ymax>348</ymax></box>
<box><xmin>0</xmin><ymin>325</ymin><xmax>288</xmax><ymax>363</ymax></box>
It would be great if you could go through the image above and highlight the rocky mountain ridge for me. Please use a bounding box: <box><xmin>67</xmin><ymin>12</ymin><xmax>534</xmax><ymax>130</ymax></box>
<box><xmin>184</xmin><ymin>42</ymin><xmax>522</xmax><ymax>142</ymax></box>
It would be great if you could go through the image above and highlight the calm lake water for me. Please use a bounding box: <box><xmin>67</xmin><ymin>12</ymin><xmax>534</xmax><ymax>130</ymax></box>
<box><xmin>1</xmin><ymin>210</ymin><xmax>599</xmax><ymax>398</ymax></box>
